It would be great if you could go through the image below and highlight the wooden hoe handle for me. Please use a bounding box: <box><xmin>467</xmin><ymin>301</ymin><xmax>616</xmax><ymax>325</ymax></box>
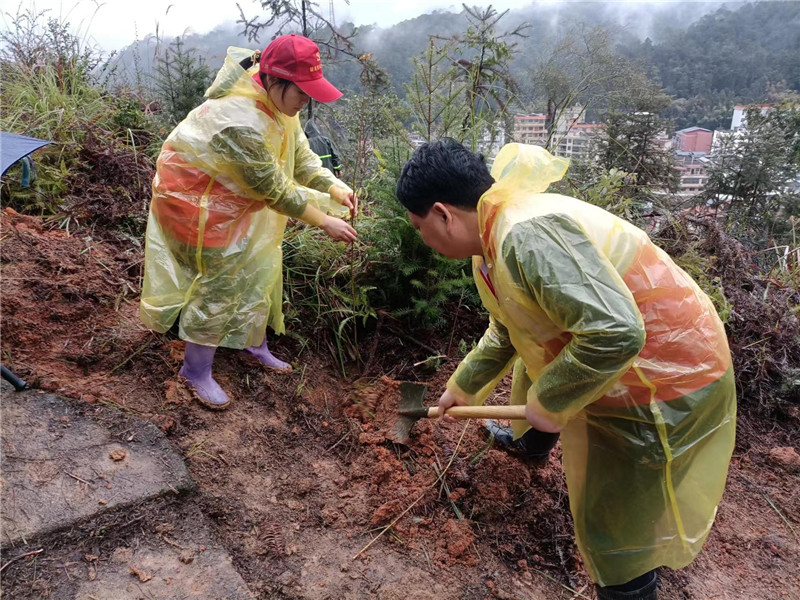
<box><xmin>427</xmin><ymin>405</ymin><xmax>527</xmax><ymax>420</ymax></box>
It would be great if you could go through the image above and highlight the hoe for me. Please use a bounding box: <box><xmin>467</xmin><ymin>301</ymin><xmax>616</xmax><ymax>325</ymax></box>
<box><xmin>393</xmin><ymin>381</ymin><xmax>526</xmax><ymax>444</ymax></box>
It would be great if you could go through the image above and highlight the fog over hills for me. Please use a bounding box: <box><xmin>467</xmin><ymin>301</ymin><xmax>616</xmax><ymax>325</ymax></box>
<box><xmin>109</xmin><ymin>2</ymin><xmax>738</xmax><ymax>85</ymax></box>
<box><xmin>107</xmin><ymin>1</ymin><xmax>798</xmax><ymax>130</ymax></box>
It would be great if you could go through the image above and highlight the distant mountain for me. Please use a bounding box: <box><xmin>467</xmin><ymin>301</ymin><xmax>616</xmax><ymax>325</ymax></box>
<box><xmin>108</xmin><ymin>1</ymin><xmax>736</xmax><ymax>88</ymax></box>
<box><xmin>106</xmin><ymin>24</ymin><xmax>250</xmax><ymax>88</ymax></box>
<box><xmin>622</xmin><ymin>2</ymin><xmax>800</xmax><ymax>128</ymax></box>
<box><xmin>107</xmin><ymin>1</ymin><xmax>798</xmax><ymax>129</ymax></box>
<box><xmin>625</xmin><ymin>2</ymin><xmax>800</xmax><ymax>99</ymax></box>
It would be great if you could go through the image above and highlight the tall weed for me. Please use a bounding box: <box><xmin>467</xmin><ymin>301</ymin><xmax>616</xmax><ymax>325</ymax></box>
<box><xmin>282</xmin><ymin>225</ymin><xmax>376</xmax><ymax>377</ymax></box>
<box><xmin>0</xmin><ymin>9</ymin><xmax>159</xmax><ymax>245</ymax></box>
<box><xmin>1</xmin><ymin>63</ymin><xmax>105</xmax><ymax>212</ymax></box>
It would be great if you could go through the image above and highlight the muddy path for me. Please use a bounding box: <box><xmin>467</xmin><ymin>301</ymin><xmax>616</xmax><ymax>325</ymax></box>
<box><xmin>2</xmin><ymin>209</ymin><xmax>798</xmax><ymax>599</ymax></box>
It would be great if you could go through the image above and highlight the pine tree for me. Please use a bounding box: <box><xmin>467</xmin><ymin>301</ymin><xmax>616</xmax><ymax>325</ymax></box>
<box><xmin>704</xmin><ymin>102</ymin><xmax>800</xmax><ymax>247</ymax></box>
<box><xmin>405</xmin><ymin>38</ymin><xmax>466</xmax><ymax>142</ymax></box>
<box><xmin>599</xmin><ymin>87</ymin><xmax>679</xmax><ymax>199</ymax></box>
<box><xmin>150</xmin><ymin>37</ymin><xmax>212</xmax><ymax>126</ymax></box>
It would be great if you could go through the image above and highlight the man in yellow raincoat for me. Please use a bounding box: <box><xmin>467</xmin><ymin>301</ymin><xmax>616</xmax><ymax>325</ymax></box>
<box><xmin>140</xmin><ymin>36</ymin><xmax>357</xmax><ymax>409</ymax></box>
<box><xmin>395</xmin><ymin>138</ymin><xmax>736</xmax><ymax>599</ymax></box>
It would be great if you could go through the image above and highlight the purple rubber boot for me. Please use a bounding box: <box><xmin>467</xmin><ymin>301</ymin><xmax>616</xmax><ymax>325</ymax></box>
<box><xmin>179</xmin><ymin>343</ymin><xmax>230</xmax><ymax>409</ymax></box>
<box><xmin>241</xmin><ymin>337</ymin><xmax>292</xmax><ymax>373</ymax></box>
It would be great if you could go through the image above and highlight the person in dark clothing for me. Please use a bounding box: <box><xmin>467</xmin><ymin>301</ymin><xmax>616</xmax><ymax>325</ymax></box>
<box><xmin>303</xmin><ymin>119</ymin><xmax>343</xmax><ymax>177</ymax></box>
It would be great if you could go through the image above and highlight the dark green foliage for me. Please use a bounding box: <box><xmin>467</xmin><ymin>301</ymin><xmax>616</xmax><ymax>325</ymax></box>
<box><xmin>660</xmin><ymin>3</ymin><xmax>798</xmax><ymax>96</ymax></box>
<box><xmin>598</xmin><ymin>91</ymin><xmax>679</xmax><ymax>198</ymax></box>
<box><xmin>703</xmin><ymin>102</ymin><xmax>800</xmax><ymax>248</ymax></box>
<box><xmin>662</xmin><ymin>93</ymin><xmax>738</xmax><ymax>132</ymax></box>
<box><xmin>150</xmin><ymin>37</ymin><xmax>212</xmax><ymax>126</ymax></box>
<box><xmin>622</xmin><ymin>2</ymin><xmax>800</xmax><ymax>129</ymax></box>
<box><xmin>360</xmin><ymin>139</ymin><xmax>480</xmax><ymax>327</ymax></box>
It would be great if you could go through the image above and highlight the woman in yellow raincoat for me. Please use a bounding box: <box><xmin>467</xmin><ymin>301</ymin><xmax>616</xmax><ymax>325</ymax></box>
<box><xmin>395</xmin><ymin>139</ymin><xmax>736</xmax><ymax>600</ymax></box>
<box><xmin>140</xmin><ymin>35</ymin><xmax>357</xmax><ymax>409</ymax></box>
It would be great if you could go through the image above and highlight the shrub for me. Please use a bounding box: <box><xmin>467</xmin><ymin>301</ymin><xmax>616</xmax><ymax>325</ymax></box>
<box><xmin>361</xmin><ymin>138</ymin><xmax>480</xmax><ymax>327</ymax></box>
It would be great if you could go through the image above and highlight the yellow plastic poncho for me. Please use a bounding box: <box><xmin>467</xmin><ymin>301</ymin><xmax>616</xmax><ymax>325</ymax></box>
<box><xmin>448</xmin><ymin>144</ymin><xmax>736</xmax><ymax>586</ymax></box>
<box><xmin>140</xmin><ymin>47</ymin><xmax>350</xmax><ymax>348</ymax></box>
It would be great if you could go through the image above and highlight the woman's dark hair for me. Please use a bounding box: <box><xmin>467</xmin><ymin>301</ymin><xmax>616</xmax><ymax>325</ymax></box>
<box><xmin>261</xmin><ymin>73</ymin><xmax>294</xmax><ymax>101</ymax></box>
<box><xmin>396</xmin><ymin>138</ymin><xmax>495</xmax><ymax>216</ymax></box>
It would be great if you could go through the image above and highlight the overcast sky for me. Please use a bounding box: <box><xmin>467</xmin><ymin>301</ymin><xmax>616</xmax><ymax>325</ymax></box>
<box><xmin>3</xmin><ymin>0</ymin><xmax>710</xmax><ymax>52</ymax></box>
<box><xmin>1</xmin><ymin>0</ymin><xmax>536</xmax><ymax>52</ymax></box>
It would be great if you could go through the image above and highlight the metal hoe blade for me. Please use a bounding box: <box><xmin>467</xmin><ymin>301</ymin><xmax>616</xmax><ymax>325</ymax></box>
<box><xmin>391</xmin><ymin>382</ymin><xmax>429</xmax><ymax>444</ymax></box>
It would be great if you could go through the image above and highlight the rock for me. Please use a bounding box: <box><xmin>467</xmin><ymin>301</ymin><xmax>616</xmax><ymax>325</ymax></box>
<box><xmin>768</xmin><ymin>447</ymin><xmax>800</xmax><ymax>473</ymax></box>
<box><xmin>129</xmin><ymin>565</ymin><xmax>153</xmax><ymax>582</ymax></box>
<box><xmin>442</xmin><ymin>519</ymin><xmax>475</xmax><ymax>559</ymax></box>
<box><xmin>1</xmin><ymin>391</ymin><xmax>192</xmax><ymax>547</ymax></box>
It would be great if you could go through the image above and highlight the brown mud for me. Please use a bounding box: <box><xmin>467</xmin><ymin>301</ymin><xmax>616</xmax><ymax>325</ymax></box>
<box><xmin>1</xmin><ymin>209</ymin><xmax>798</xmax><ymax>599</ymax></box>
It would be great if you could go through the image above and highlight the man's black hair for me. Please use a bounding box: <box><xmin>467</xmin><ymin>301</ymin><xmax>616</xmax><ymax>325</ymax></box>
<box><xmin>396</xmin><ymin>138</ymin><xmax>495</xmax><ymax>216</ymax></box>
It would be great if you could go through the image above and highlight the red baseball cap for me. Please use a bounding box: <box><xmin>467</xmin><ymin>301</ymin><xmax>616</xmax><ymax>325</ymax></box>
<box><xmin>259</xmin><ymin>34</ymin><xmax>342</xmax><ymax>103</ymax></box>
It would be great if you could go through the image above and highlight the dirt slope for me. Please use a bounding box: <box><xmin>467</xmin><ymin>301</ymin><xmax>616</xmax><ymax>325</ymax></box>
<box><xmin>2</xmin><ymin>209</ymin><xmax>798</xmax><ymax>599</ymax></box>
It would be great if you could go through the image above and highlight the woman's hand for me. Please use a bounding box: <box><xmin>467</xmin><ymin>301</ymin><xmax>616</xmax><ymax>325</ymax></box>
<box><xmin>437</xmin><ymin>388</ymin><xmax>468</xmax><ymax>423</ymax></box>
<box><xmin>330</xmin><ymin>186</ymin><xmax>358</xmax><ymax>219</ymax></box>
<box><xmin>321</xmin><ymin>215</ymin><xmax>357</xmax><ymax>243</ymax></box>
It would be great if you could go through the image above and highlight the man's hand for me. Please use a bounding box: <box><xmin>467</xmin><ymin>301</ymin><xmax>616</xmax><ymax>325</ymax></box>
<box><xmin>329</xmin><ymin>186</ymin><xmax>358</xmax><ymax>219</ymax></box>
<box><xmin>320</xmin><ymin>215</ymin><xmax>357</xmax><ymax>243</ymax></box>
<box><xmin>437</xmin><ymin>388</ymin><xmax>467</xmax><ymax>424</ymax></box>
<box><xmin>524</xmin><ymin>402</ymin><xmax>563</xmax><ymax>433</ymax></box>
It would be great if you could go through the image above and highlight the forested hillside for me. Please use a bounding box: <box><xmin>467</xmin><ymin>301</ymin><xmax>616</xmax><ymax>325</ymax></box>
<box><xmin>109</xmin><ymin>1</ymin><xmax>799</xmax><ymax>128</ymax></box>
<box><xmin>622</xmin><ymin>2</ymin><xmax>800</xmax><ymax>128</ymax></box>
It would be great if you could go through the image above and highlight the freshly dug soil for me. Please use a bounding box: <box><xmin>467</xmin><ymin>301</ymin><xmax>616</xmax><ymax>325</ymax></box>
<box><xmin>2</xmin><ymin>209</ymin><xmax>798</xmax><ymax>599</ymax></box>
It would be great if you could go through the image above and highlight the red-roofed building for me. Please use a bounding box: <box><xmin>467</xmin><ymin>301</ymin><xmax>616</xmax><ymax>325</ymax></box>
<box><xmin>675</xmin><ymin>127</ymin><xmax>713</xmax><ymax>154</ymax></box>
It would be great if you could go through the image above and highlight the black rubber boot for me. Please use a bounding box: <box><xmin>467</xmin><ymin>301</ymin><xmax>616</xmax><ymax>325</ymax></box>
<box><xmin>596</xmin><ymin>570</ymin><xmax>658</xmax><ymax>600</ymax></box>
<box><xmin>484</xmin><ymin>419</ymin><xmax>559</xmax><ymax>462</ymax></box>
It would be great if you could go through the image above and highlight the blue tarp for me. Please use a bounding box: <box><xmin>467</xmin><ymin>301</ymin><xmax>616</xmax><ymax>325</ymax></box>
<box><xmin>1</xmin><ymin>132</ymin><xmax>52</xmax><ymax>176</ymax></box>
